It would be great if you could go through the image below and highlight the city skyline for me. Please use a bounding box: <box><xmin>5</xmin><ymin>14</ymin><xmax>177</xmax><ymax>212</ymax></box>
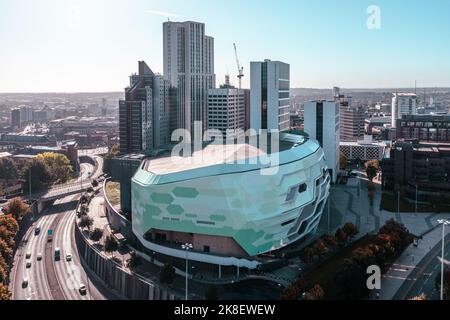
<box><xmin>1</xmin><ymin>0</ymin><xmax>450</xmax><ymax>92</ymax></box>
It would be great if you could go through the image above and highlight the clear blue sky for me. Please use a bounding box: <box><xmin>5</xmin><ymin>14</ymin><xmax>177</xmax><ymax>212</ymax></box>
<box><xmin>1</xmin><ymin>0</ymin><xmax>450</xmax><ymax>92</ymax></box>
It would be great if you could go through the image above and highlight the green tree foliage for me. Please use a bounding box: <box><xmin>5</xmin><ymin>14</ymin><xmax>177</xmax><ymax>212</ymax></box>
<box><xmin>89</xmin><ymin>228</ymin><xmax>103</xmax><ymax>242</ymax></box>
<box><xmin>104</xmin><ymin>235</ymin><xmax>119</xmax><ymax>257</ymax></box>
<box><xmin>0</xmin><ymin>158</ymin><xmax>18</xmax><ymax>183</ymax></box>
<box><xmin>0</xmin><ymin>283</ymin><xmax>11</xmax><ymax>300</ymax></box>
<box><xmin>334</xmin><ymin>259</ymin><xmax>369</xmax><ymax>300</ymax></box>
<box><xmin>37</xmin><ymin>152</ymin><xmax>73</xmax><ymax>183</ymax></box>
<box><xmin>24</xmin><ymin>158</ymin><xmax>53</xmax><ymax>192</ymax></box>
<box><xmin>103</xmin><ymin>144</ymin><xmax>120</xmax><ymax>175</ymax></box>
<box><xmin>7</xmin><ymin>197</ymin><xmax>30</xmax><ymax>221</ymax></box>
<box><xmin>159</xmin><ymin>263</ymin><xmax>176</xmax><ymax>285</ymax></box>
<box><xmin>127</xmin><ymin>251</ymin><xmax>142</xmax><ymax>269</ymax></box>
<box><xmin>205</xmin><ymin>284</ymin><xmax>219</xmax><ymax>300</ymax></box>
<box><xmin>78</xmin><ymin>215</ymin><xmax>93</xmax><ymax>231</ymax></box>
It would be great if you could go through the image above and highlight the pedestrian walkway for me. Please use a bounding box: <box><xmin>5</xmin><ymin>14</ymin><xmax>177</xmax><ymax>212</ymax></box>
<box><xmin>371</xmin><ymin>220</ymin><xmax>450</xmax><ymax>300</ymax></box>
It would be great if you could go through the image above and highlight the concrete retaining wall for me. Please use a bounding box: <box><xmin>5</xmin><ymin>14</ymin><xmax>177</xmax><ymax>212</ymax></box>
<box><xmin>74</xmin><ymin>212</ymin><xmax>178</xmax><ymax>300</ymax></box>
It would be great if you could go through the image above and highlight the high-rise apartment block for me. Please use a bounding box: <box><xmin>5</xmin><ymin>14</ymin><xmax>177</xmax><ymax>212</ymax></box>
<box><xmin>119</xmin><ymin>61</ymin><xmax>171</xmax><ymax>155</ymax></box>
<box><xmin>334</xmin><ymin>88</ymin><xmax>365</xmax><ymax>141</ymax></box>
<box><xmin>250</xmin><ymin>60</ymin><xmax>290</xmax><ymax>132</ymax></box>
<box><xmin>303</xmin><ymin>100</ymin><xmax>340</xmax><ymax>183</ymax></box>
<box><xmin>391</xmin><ymin>93</ymin><xmax>417</xmax><ymax>128</ymax></box>
<box><xmin>207</xmin><ymin>86</ymin><xmax>246</xmax><ymax>140</ymax></box>
<box><xmin>163</xmin><ymin>21</ymin><xmax>215</xmax><ymax>139</ymax></box>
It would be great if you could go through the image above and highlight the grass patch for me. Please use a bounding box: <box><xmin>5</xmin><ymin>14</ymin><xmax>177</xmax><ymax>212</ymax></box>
<box><xmin>105</xmin><ymin>181</ymin><xmax>120</xmax><ymax>207</ymax></box>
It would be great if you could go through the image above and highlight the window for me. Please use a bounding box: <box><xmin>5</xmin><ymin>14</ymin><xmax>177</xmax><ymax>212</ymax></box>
<box><xmin>298</xmin><ymin>183</ymin><xmax>307</xmax><ymax>193</ymax></box>
<box><xmin>203</xmin><ymin>246</ymin><xmax>210</xmax><ymax>253</ymax></box>
<box><xmin>285</xmin><ymin>186</ymin><xmax>298</xmax><ymax>202</ymax></box>
<box><xmin>281</xmin><ymin>219</ymin><xmax>296</xmax><ymax>227</ymax></box>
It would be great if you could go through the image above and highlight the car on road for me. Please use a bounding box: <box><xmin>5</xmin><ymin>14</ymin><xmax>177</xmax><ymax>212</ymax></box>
<box><xmin>66</xmin><ymin>253</ymin><xmax>72</xmax><ymax>262</ymax></box>
<box><xmin>34</xmin><ymin>226</ymin><xmax>41</xmax><ymax>235</ymax></box>
<box><xmin>54</xmin><ymin>247</ymin><xmax>61</xmax><ymax>261</ymax></box>
<box><xmin>37</xmin><ymin>253</ymin><xmax>42</xmax><ymax>261</ymax></box>
<box><xmin>22</xmin><ymin>277</ymin><xmax>28</xmax><ymax>288</ymax></box>
<box><xmin>79</xmin><ymin>284</ymin><xmax>87</xmax><ymax>295</ymax></box>
<box><xmin>25</xmin><ymin>252</ymin><xmax>31</xmax><ymax>259</ymax></box>
<box><xmin>25</xmin><ymin>260</ymin><xmax>31</xmax><ymax>268</ymax></box>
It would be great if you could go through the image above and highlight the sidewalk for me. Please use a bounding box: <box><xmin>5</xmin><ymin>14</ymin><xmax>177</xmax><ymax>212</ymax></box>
<box><xmin>371</xmin><ymin>221</ymin><xmax>450</xmax><ymax>300</ymax></box>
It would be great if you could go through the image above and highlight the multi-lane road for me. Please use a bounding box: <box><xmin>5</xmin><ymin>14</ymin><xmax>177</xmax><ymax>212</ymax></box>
<box><xmin>11</xmin><ymin>158</ymin><xmax>109</xmax><ymax>300</ymax></box>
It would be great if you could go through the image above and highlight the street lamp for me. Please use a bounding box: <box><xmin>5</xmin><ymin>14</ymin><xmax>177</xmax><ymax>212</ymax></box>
<box><xmin>438</xmin><ymin>219</ymin><xmax>449</xmax><ymax>301</ymax></box>
<box><xmin>181</xmin><ymin>243</ymin><xmax>193</xmax><ymax>300</ymax></box>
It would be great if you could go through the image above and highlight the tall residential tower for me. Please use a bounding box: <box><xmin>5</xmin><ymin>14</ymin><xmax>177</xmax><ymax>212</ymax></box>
<box><xmin>250</xmin><ymin>60</ymin><xmax>290</xmax><ymax>133</ymax></box>
<box><xmin>163</xmin><ymin>21</ymin><xmax>215</xmax><ymax>139</ymax></box>
<box><xmin>119</xmin><ymin>61</ymin><xmax>171</xmax><ymax>155</ymax></box>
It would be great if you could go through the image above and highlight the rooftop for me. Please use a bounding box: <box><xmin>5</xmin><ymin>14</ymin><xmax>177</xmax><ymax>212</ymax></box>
<box><xmin>144</xmin><ymin>133</ymin><xmax>307</xmax><ymax>175</ymax></box>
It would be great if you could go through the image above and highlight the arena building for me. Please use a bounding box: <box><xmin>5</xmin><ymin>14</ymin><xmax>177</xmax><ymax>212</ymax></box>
<box><xmin>131</xmin><ymin>132</ymin><xmax>330</xmax><ymax>269</ymax></box>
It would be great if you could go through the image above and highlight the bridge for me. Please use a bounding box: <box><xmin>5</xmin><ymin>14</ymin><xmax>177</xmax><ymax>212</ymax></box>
<box><xmin>24</xmin><ymin>180</ymin><xmax>97</xmax><ymax>202</ymax></box>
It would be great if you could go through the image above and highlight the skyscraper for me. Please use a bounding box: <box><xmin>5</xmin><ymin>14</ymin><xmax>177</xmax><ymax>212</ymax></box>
<box><xmin>334</xmin><ymin>88</ymin><xmax>365</xmax><ymax>141</ymax></box>
<box><xmin>163</xmin><ymin>21</ymin><xmax>215</xmax><ymax>139</ymax></box>
<box><xmin>10</xmin><ymin>108</ymin><xmax>21</xmax><ymax>128</ymax></box>
<box><xmin>304</xmin><ymin>100</ymin><xmax>340</xmax><ymax>183</ymax></box>
<box><xmin>250</xmin><ymin>60</ymin><xmax>290</xmax><ymax>132</ymax></box>
<box><xmin>391</xmin><ymin>93</ymin><xmax>417</xmax><ymax>128</ymax></box>
<box><xmin>119</xmin><ymin>61</ymin><xmax>171</xmax><ymax>155</ymax></box>
<box><xmin>208</xmin><ymin>87</ymin><xmax>246</xmax><ymax>140</ymax></box>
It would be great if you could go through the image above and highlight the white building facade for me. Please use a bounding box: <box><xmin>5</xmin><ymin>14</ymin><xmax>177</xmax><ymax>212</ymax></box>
<box><xmin>163</xmin><ymin>21</ymin><xmax>216</xmax><ymax>138</ymax></box>
<box><xmin>207</xmin><ymin>88</ymin><xmax>246</xmax><ymax>140</ymax></box>
<box><xmin>391</xmin><ymin>93</ymin><xmax>417</xmax><ymax>128</ymax></box>
<box><xmin>303</xmin><ymin>100</ymin><xmax>340</xmax><ymax>183</ymax></box>
<box><xmin>250</xmin><ymin>60</ymin><xmax>290</xmax><ymax>133</ymax></box>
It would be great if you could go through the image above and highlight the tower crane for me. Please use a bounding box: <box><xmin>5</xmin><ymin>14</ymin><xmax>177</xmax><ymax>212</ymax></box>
<box><xmin>233</xmin><ymin>43</ymin><xmax>244</xmax><ymax>89</ymax></box>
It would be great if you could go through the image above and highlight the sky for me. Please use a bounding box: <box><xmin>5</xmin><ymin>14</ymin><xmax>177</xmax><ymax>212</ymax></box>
<box><xmin>1</xmin><ymin>0</ymin><xmax>450</xmax><ymax>92</ymax></box>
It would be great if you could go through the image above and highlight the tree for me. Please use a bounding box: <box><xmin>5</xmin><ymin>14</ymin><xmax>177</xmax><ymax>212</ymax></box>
<box><xmin>0</xmin><ymin>214</ymin><xmax>19</xmax><ymax>234</ymax></box>
<box><xmin>78</xmin><ymin>215</ymin><xmax>93</xmax><ymax>231</ymax></box>
<box><xmin>365</xmin><ymin>160</ymin><xmax>379</xmax><ymax>182</ymax></box>
<box><xmin>0</xmin><ymin>239</ymin><xmax>13</xmax><ymax>262</ymax></box>
<box><xmin>0</xmin><ymin>255</ymin><xmax>8</xmax><ymax>282</ymax></box>
<box><xmin>335</xmin><ymin>228</ymin><xmax>349</xmax><ymax>244</ymax></box>
<box><xmin>159</xmin><ymin>263</ymin><xmax>176</xmax><ymax>285</ymax></box>
<box><xmin>323</xmin><ymin>234</ymin><xmax>338</xmax><ymax>247</ymax></box>
<box><xmin>24</xmin><ymin>158</ymin><xmax>53</xmax><ymax>192</ymax></box>
<box><xmin>313</xmin><ymin>239</ymin><xmax>328</xmax><ymax>258</ymax></box>
<box><xmin>37</xmin><ymin>152</ymin><xmax>73</xmax><ymax>183</ymax></box>
<box><xmin>334</xmin><ymin>259</ymin><xmax>369</xmax><ymax>300</ymax></box>
<box><xmin>127</xmin><ymin>251</ymin><xmax>142</xmax><ymax>269</ymax></box>
<box><xmin>7</xmin><ymin>197</ymin><xmax>30</xmax><ymax>221</ymax></box>
<box><xmin>300</xmin><ymin>247</ymin><xmax>315</xmax><ymax>263</ymax></box>
<box><xmin>90</xmin><ymin>228</ymin><xmax>103</xmax><ymax>242</ymax></box>
<box><xmin>0</xmin><ymin>158</ymin><xmax>18</xmax><ymax>183</ymax></box>
<box><xmin>205</xmin><ymin>284</ymin><xmax>219</xmax><ymax>300</ymax></box>
<box><xmin>281</xmin><ymin>284</ymin><xmax>301</xmax><ymax>300</ymax></box>
<box><xmin>339</xmin><ymin>152</ymin><xmax>347</xmax><ymax>170</ymax></box>
<box><xmin>351</xmin><ymin>246</ymin><xmax>377</xmax><ymax>270</ymax></box>
<box><xmin>103</xmin><ymin>144</ymin><xmax>120</xmax><ymax>175</ymax></box>
<box><xmin>104</xmin><ymin>235</ymin><xmax>119</xmax><ymax>257</ymax></box>
<box><xmin>305</xmin><ymin>284</ymin><xmax>325</xmax><ymax>300</ymax></box>
<box><xmin>0</xmin><ymin>284</ymin><xmax>11</xmax><ymax>300</ymax></box>
<box><xmin>342</xmin><ymin>222</ymin><xmax>358</xmax><ymax>238</ymax></box>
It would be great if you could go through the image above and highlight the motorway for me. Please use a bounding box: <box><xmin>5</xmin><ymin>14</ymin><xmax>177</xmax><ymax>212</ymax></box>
<box><xmin>11</xmin><ymin>158</ymin><xmax>108</xmax><ymax>300</ymax></box>
<box><xmin>393</xmin><ymin>232</ymin><xmax>450</xmax><ymax>300</ymax></box>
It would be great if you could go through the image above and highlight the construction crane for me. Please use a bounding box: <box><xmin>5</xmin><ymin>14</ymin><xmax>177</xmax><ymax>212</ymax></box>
<box><xmin>233</xmin><ymin>43</ymin><xmax>244</xmax><ymax>89</ymax></box>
